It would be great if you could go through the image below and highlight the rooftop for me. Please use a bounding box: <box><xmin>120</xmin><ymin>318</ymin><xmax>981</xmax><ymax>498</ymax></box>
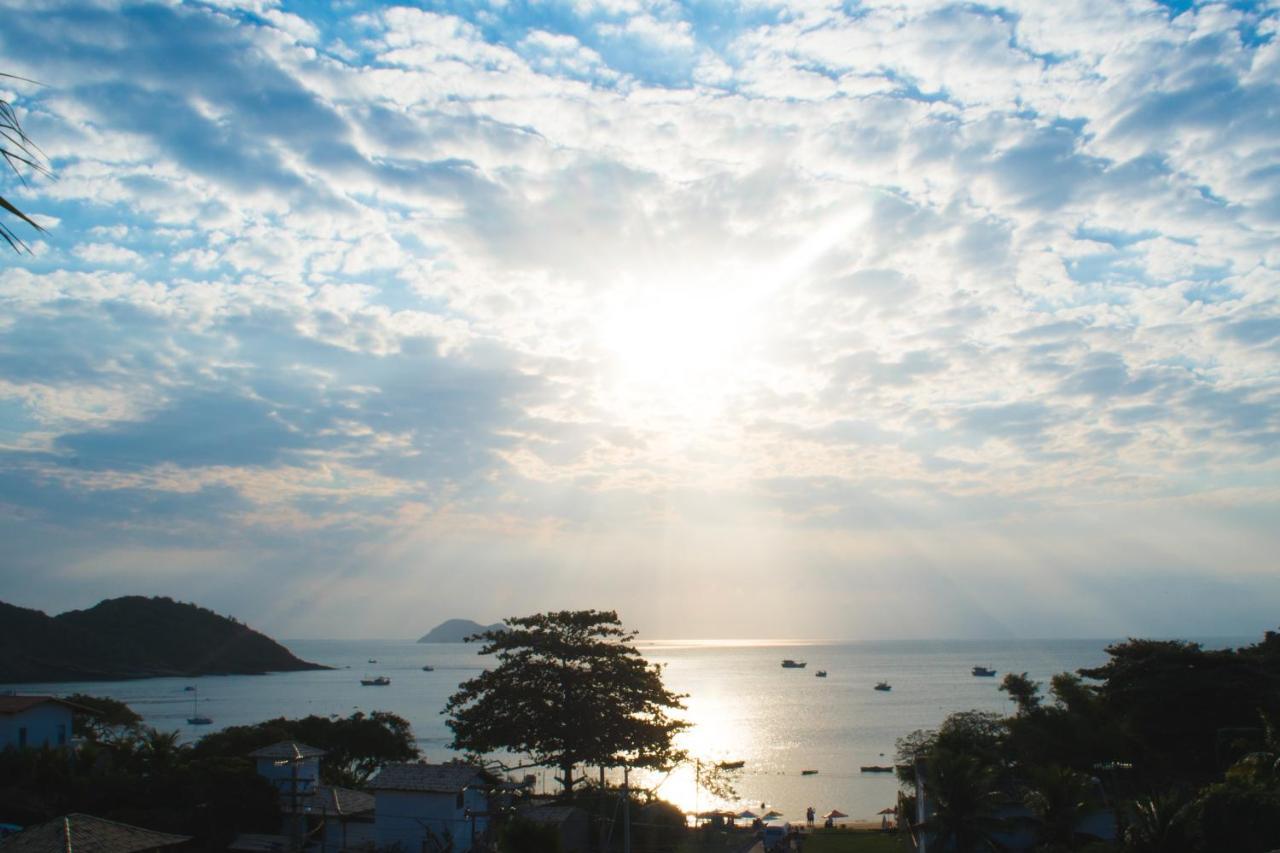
<box><xmin>0</xmin><ymin>814</ymin><xmax>189</xmax><ymax>853</ymax></box>
<box><xmin>293</xmin><ymin>786</ymin><xmax>375</xmax><ymax>817</ymax></box>
<box><xmin>248</xmin><ymin>741</ymin><xmax>326</xmax><ymax>760</ymax></box>
<box><xmin>0</xmin><ymin>696</ymin><xmax>83</xmax><ymax>716</ymax></box>
<box><xmin>367</xmin><ymin>763</ymin><xmax>495</xmax><ymax>793</ymax></box>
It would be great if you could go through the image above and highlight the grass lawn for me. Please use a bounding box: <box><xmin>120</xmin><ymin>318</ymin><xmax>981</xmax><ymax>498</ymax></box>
<box><xmin>801</xmin><ymin>829</ymin><xmax>909</xmax><ymax>853</ymax></box>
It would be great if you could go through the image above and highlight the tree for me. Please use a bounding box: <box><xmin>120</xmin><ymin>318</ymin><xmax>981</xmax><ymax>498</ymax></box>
<box><xmin>191</xmin><ymin>711</ymin><xmax>418</xmax><ymax>786</ymax></box>
<box><xmin>1121</xmin><ymin>789</ymin><xmax>1196</xmax><ymax>853</ymax></box>
<box><xmin>1</xmin><ymin>75</ymin><xmax>47</xmax><ymax>252</ymax></box>
<box><xmin>65</xmin><ymin>693</ymin><xmax>143</xmax><ymax>740</ymax></box>
<box><xmin>1021</xmin><ymin>765</ymin><xmax>1103</xmax><ymax>852</ymax></box>
<box><xmin>444</xmin><ymin>610</ymin><xmax>688</xmax><ymax>792</ymax></box>
<box><xmin>919</xmin><ymin>748</ymin><xmax>1008</xmax><ymax>853</ymax></box>
<box><xmin>1001</xmin><ymin>672</ymin><xmax>1043</xmax><ymax>716</ymax></box>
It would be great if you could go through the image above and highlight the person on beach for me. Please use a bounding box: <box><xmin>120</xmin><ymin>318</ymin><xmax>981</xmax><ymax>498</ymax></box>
<box><xmin>806</xmin><ymin>806</ymin><xmax>814</xmax><ymax>824</ymax></box>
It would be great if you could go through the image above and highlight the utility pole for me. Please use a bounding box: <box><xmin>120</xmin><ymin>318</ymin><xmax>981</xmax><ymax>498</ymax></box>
<box><xmin>622</xmin><ymin>767</ymin><xmax>631</xmax><ymax>853</ymax></box>
<box><xmin>272</xmin><ymin>744</ymin><xmax>307</xmax><ymax>851</ymax></box>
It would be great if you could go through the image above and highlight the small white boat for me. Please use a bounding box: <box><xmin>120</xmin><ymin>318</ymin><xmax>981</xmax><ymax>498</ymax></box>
<box><xmin>187</xmin><ymin>686</ymin><xmax>212</xmax><ymax>725</ymax></box>
<box><xmin>361</xmin><ymin>675</ymin><xmax>391</xmax><ymax>686</ymax></box>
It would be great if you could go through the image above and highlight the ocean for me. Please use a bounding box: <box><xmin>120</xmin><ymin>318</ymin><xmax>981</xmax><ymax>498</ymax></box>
<box><xmin>1</xmin><ymin>636</ymin><xmax>1249</xmax><ymax>822</ymax></box>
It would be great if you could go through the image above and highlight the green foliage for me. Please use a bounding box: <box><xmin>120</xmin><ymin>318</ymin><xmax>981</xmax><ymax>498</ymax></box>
<box><xmin>1020</xmin><ymin>765</ymin><xmax>1105</xmax><ymax>852</ymax></box>
<box><xmin>628</xmin><ymin>798</ymin><xmax>687</xmax><ymax>853</ymax></box>
<box><xmin>445</xmin><ymin>610</ymin><xmax>688</xmax><ymax>791</ymax></box>
<box><xmin>1000</xmin><ymin>673</ymin><xmax>1043</xmax><ymax>716</ymax></box>
<box><xmin>1080</xmin><ymin>637</ymin><xmax>1280</xmax><ymax>781</ymax></box>
<box><xmin>918</xmin><ymin>748</ymin><xmax>1008</xmax><ymax>853</ymax></box>
<box><xmin>900</xmin><ymin>628</ymin><xmax>1280</xmax><ymax>853</ymax></box>
<box><xmin>499</xmin><ymin>817</ymin><xmax>563</xmax><ymax>853</ymax></box>
<box><xmin>65</xmin><ymin>693</ymin><xmax>142</xmax><ymax>739</ymax></box>
<box><xmin>0</xmin><ymin>740</ymin><xmax>278</xmax><ymax>846</ymax></box>
<box><xmin>0</xmin><ymin>596</ymin><xmax>325</xmax><ymax>683</ymax></box>
<box><xmin>1190</xmin><ymin>777</ymin><xmax>1280</xmax><ymax>853</ymax></box>
<box><xmin>695</xmin><ymin>758</ymin><xmax>743</xmax><ymax>801</ymax></box>
<box><xmin>191</xmin><ymin>710</ymin><xmax>418</xmax><ymax>786</ymax></box>
<box><xmin>1120</xmin><ymin>789</ymin><xmax>1196</xmax><ymax>853</ymax></box>
<box><xmin>801</xmin><ymin>830</ymin><xmax>908</xmax><ymax>853</ymax></box>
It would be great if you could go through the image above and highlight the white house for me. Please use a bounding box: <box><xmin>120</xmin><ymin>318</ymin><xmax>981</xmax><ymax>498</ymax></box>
<box><xmin>367</xmin><ymin>763</ymin><xmax>497</xmax><ymax>853</ymax></box>
<box><xmin>249</xmin><ymin>741</ymin><xmax>326</xmax><ymax>807</ymax></box>
<box><xmin>0</xmin><ymin>696</ymin><xmax>76</xmax><ymax>751</ymax></box>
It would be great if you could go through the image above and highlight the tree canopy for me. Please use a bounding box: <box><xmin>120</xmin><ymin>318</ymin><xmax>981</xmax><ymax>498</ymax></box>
<box><xmin>191</xmin><ymin>710</ymin><xmax>418</xmax><ymax>787</ymax></box>
<box><xmin>444</xmin><ymin>610</ymin><xmax>688</xmax><ymax>791</ymax></box>
<box><xmin>898</xmin><ymin>629</ymin><xmax>1280</xmax><ymax>853</ymax></box>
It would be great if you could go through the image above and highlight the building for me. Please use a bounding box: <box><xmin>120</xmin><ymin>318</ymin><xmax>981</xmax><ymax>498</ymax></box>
<box><xmin>248</xmin><ymin>741</ymin><xmax>326</xmax><ymax>808</ymax></box>
<box><xmin>300</xmin><ymin>786</ymin><xmax>376</xmax><ymax>852</ymax></box>
<box><xmin>367</xmin><ymin>763</ymin><xmax>497</xmax><ymax>853</ymax></box>
<box><xmin>0</xmin><ymin>813</ymin><xmax>189</xmax><ymax>853</ymax></box>
<box><xmin>0</xmin><ymin>696</ymin><xmax>77</xmax><ymax>751</ymax></box>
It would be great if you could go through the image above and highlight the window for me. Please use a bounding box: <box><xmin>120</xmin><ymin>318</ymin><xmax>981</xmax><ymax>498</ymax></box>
<box><xmin>456</xmin><ymin>791</ymin><xmax>464</xmax><ymax>809</ymax></box>
<box><xmin>57</xmin><ymin>723</ymin><xmax>67</xmax><ymax>746</ymax></box>
<box><xmin>17</xmin><ymin>727</ymin><xmax>27</xmax><ymax>748</ymax></box>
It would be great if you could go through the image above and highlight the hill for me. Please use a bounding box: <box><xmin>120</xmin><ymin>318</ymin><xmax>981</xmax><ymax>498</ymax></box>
<box><xmin>417</xmin><ymin>618</ymin><xmax>505</xmax><ymax>643</ymax></box>
<box><xmin>0</xmin><ymin>596</ymin><xmax>328</xmax><ymax>683</ymax></box>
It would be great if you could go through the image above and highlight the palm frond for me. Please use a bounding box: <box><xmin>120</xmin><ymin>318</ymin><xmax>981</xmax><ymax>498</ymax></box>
<box><xmin>0</xmin><ymin>77</ymin><xmax>49</xmax><ymax>254</ymax></box>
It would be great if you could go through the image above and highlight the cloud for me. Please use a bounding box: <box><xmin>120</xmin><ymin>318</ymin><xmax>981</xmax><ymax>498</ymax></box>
<box><xmin>0</xmin><ymin>0</ymin><xmax>1277</xmax><ymax>639</ymax></box>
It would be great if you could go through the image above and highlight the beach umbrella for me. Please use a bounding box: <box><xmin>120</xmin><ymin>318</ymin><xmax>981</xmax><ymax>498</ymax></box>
<box><xmin>736</xmin><ymin>810</ymin><xmax>759</xmax><ymax>820</ymax></box>
<box><xmin>877</xmin><ymin>807</ymin><xmax>897</xmax><ymax>815</ymax></box>
<box><xmin>762</xmin><ymin>810</ymin><xmax>784</xmax><ymax>820</ymax></box>
<box><xmin>822</xmin><ymin>810</ymin><xmax>847</xmax><ymax>819</ymax></box>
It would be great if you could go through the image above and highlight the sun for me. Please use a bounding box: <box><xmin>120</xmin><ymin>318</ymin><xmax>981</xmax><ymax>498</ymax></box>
<box><xmin>595</xmin><ymin>272</ymin><xmax>766</xmax><ymax>425</ymax></box>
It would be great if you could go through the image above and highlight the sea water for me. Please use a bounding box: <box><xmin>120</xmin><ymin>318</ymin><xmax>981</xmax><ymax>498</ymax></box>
<box><xmin>0</xmin><ymin>637</ymin><xmax>1247</xmax><ymax>821</ymax></box>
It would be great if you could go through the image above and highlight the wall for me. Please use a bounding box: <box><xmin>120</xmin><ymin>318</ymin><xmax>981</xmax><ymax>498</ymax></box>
<box><xmin>0</xmin><ymin>704</ymin><xmax>72</xmax><ymax>751</ymax></box>
<box><xmin>374</xmin><ymin>789</ymin><xmax>489</xmax><ymax>853</ymax></box>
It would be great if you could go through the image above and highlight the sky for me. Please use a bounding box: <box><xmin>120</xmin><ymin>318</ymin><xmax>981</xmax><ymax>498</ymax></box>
<box><xmin>0</xmin><ymin>0</ymin><xmax>1278</xmax><ymax>641</ymax></box>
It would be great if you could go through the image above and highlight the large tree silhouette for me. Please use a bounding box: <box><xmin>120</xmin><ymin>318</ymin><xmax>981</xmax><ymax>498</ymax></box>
<box><xmin>445</xmin><ymin>610</ymin><xmax>688</xmax><ymax>792</ymax></box>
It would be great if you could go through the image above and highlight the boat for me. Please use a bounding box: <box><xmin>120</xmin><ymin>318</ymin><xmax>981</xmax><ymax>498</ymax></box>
<box><xmin>874</xmin><ymin>681</ymin><xmax>891</xmax><ymax>691</ymax></box>
<box><xmin>361</xmin><ymin>675</ymin><xmax>391</xmax><ymax>686</ymax></box>
<box><xmin>860</xmin><ymin>765</ymin><xmax>895</xmax><ymax>773</ymax></box>
<box><xmin>801</xmin><ymin>769</ymin><xmax>819</xmax><ymax>775</ymax></box>
<box><xmin>815</xmin><ymin>670</ymin><xmax>827</xmax><ymax>678</ymax></box>
<box><xmin>368</xmin><ymin>658</ymin><xmax>378</xmax><ymax>663</ymax></box>
<box><xmin>972</xmin><ymin>666</ymin><xmax>997</xmax><ymax>677</ymax></box>
<box><xmin>187</xmin><ymin>686</ymin><xmax>212</xmax><ymax>725</ymax></box>
<box><xmin>781</xmin><ymin>659</ymin><xmax>807</xmax><ymax>668</ymax></box>
<box><xmin>422</xmin><ymin>665</ymin><xmax>434</xmax><ymax>671</ymax></box>
<box><xmin>717</xmin><ymin>760</ymin><xmax>745</xmax><ymax>770</ymax></box>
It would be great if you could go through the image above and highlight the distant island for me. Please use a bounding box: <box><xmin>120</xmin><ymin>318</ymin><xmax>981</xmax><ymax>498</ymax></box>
<box><xmin>0</xmin><ymin>595</ymin><xmax>329</xmax><ymax>683</ymax></box>
<box><xmin>417</xmin><ymin>618</ymin><xmax>505</xmax><ymax>643</ymax></box>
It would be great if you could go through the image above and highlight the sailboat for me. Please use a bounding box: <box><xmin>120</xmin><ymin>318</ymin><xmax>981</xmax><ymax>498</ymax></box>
<box><xmin>187</xmin><ymin>686</ymin><xmax>212</xmax><ymax>725</ymax></box>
